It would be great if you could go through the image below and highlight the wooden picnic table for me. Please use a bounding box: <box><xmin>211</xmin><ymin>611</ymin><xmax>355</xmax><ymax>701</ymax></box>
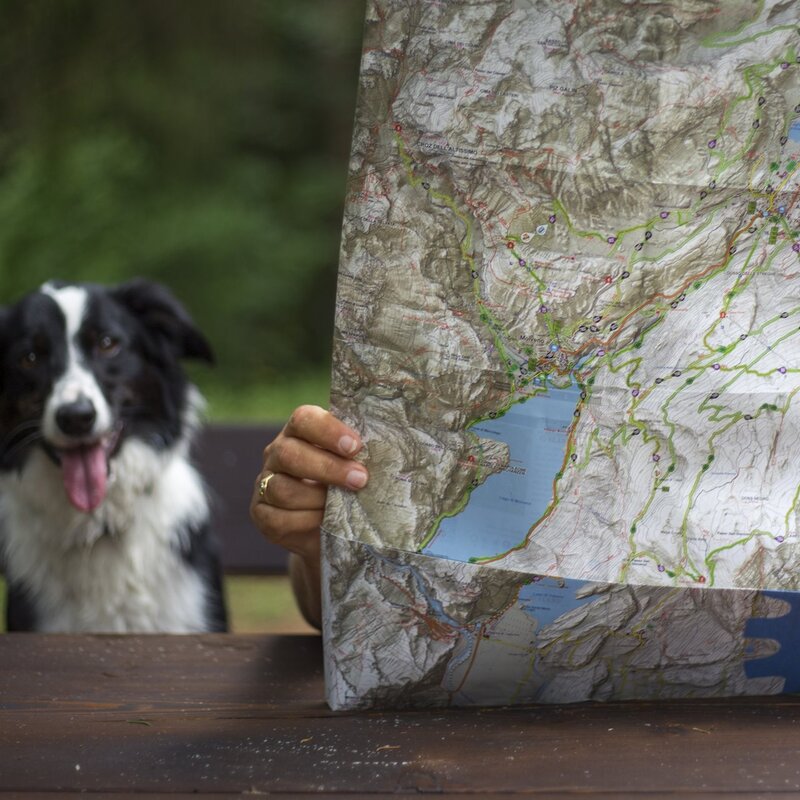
<box><xmin>1</xmin><ymin>633</ymin><xmax>799</xmax><ymax>798</ymax></box>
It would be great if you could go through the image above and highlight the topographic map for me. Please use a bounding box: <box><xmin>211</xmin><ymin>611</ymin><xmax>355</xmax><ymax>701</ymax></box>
<box><xmin>322</xmin><ymin>0</ymin><xmax>800</xmax><ymax>709</ymax></box>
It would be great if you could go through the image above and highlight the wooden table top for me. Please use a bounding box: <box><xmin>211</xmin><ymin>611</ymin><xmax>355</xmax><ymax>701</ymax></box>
<box><xmin>1</xmin><ymin>633</ymin><xmax>799</xmax><ymax>798</ymax></box>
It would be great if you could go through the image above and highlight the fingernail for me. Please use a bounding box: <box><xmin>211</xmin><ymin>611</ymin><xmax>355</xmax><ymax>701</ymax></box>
<box><xmin>346</xmin><ymin>468</ymin><xmax>368</xmax><ymax>489</ymax></box>
<box><xmin>339</xmin><ymin>435</ymin><xmax>359</xmax><ymax>455</ymax></box>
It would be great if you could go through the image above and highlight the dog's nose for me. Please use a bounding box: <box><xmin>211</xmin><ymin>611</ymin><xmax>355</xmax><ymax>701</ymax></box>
<box><xmin>55</xmin><ymin>398</ymin><xmax>97</xmax><ymax>437</ymax></box>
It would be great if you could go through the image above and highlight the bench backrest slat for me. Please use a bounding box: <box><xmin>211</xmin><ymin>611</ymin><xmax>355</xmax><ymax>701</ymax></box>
<box><xmin>194</xmin><ymin>423</ymin><xmax>288</xmax><ymax>574</ymax></box>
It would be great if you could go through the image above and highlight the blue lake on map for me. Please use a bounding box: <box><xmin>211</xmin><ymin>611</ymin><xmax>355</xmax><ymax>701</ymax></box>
<box><xmin>517</xmin><ymin>577</ymin><xmax>597</xmax><ymax>628</ymax></box>
<box><xmin>790</xmin><ymin>119</ymin><xmax>800</xmax><ymax>142</ymax></box>
<box><xmin>422</xmin><ymin>380</ymin><xmax>581</xmax><ymax>562</ymax></box>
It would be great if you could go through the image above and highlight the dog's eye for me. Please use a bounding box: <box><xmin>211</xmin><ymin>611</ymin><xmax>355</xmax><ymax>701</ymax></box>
<box><xmin>18</xmin><ymin>351</ymin><xmax>38</xmax><ymax>370</ymax></box>
<box><xmin>96</xmin><ymin>334</ymin><xmax>120</xmax><ymax>357</ymax></box>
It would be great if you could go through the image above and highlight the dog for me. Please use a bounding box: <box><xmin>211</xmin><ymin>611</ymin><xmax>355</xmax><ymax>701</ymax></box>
<box><xmin>0</xmin><ymin>279</ymin><xmax>228</xmax><ymax>632</ymax></box>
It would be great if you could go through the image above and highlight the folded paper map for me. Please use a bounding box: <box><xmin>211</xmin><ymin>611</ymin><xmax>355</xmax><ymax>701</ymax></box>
<box><xmin>322</xmin><ymin>0</ymin><xmax>800</xmax><ymax>709</ymax></box>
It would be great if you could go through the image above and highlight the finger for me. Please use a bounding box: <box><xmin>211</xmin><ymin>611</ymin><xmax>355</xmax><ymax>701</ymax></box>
<box><xmin>283</xmin><ymin>405</ymin><xmax>363</xmax><ymax>459</ymax></box>
<box><xmin>254</xmin><ymin>472</ymin><xmax>327</xmax><ymax>511</ymax></box>
<box><xmin>265</xmin><ymin>434</ymin><xmax>368</xmax><ymax>490</ymax></box>
<box><xmin>249</xmin><ymin>501</ymin><xmax>322</xmax><ymax>559</ymax></box>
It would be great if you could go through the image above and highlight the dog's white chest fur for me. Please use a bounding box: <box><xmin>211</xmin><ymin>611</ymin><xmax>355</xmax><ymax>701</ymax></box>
<box><xmin>0</xmin><ymin>440</ymin><xmax>211</xmax><ymax>632</ymax></box>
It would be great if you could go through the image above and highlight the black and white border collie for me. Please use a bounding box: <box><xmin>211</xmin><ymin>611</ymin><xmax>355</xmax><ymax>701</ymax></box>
<box><xmin>0</xmin><ymin>279</ymin><xmax>227</xmax><ymax>632</ymax></box>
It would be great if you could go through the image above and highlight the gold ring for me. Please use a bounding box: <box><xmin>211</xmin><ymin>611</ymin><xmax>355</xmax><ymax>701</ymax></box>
<box><xmin>259</xmin><ymin>472</ymin><xmax>275</xmax><ymax>499</ymax></box>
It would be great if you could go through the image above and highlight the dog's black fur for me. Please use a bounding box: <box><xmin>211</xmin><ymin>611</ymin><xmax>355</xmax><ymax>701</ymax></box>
<box><xmin>0</xmin><ymin>279</ymin><xmax>227</xmax><ymax>632</ymax></box>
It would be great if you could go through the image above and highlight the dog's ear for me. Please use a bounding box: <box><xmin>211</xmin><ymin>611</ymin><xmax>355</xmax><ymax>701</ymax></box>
<box><xmin>111</xmin><ymin>279</ymin><xmax>214</xmax><ymax>364</ymax></box>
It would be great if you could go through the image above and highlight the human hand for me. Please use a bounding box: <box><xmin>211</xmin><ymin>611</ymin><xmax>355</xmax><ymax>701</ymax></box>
<box><xmin>249</xmin><ymin>405</ymin><xmax>368</xmax><ymax>626</ymax></box>
<box><xmin>250</xmin><ymin>404</ymin><xmax>368</xmax><ymax>560</ymax></box>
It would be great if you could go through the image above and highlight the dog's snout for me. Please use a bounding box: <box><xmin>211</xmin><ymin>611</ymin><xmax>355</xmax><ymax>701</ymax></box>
<box><xmin>55</xmin><ymin>398</ymin><xmax>97</xmax><ymax>437</ymax></box>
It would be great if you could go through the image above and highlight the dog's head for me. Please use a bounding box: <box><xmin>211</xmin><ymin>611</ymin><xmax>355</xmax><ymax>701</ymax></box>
<box><xmin>0</xmin><ymin>279</ymin><xmax>213</xmax><ymax>512</ymax></box>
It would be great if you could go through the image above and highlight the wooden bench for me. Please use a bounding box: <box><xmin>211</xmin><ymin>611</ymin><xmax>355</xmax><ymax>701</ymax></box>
<box><xmin>193</xmin><ymin>423</ymin><xmax>286</xmax><ymax>573</ymax></box>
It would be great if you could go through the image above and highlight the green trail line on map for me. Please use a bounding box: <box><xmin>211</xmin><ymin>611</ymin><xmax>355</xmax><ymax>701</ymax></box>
<box><xmin>468</xmin><ymin>197</ymin><xmax>781</xmax><ymax>568</ymax></box>
<box><xmin>612</xmin><ymin>225</ymin><xmax>800</xmax><ymax>580</ymax></box>
<box><xmin>388</xmin><ymin>41</ymin><xmax>800</xmax><ymax>569</ymax></box>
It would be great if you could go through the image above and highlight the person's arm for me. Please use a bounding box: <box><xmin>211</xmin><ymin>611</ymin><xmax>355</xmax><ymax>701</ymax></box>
<box><xmin>249</xmin><ymin>405</ymin><xmax>368</xmax><ymax>628</ymax></box>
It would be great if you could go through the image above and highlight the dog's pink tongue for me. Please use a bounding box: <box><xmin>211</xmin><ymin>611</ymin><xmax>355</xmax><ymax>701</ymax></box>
<box><xmin>61</xmin><ymin>444</ymin><xmax>108</xmax><ymax>512</ymax></box>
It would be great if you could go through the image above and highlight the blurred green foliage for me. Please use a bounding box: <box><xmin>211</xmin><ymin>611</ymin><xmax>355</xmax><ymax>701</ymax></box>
<box><xmin>0</xmin><ymin>0</ymin><xmax>364</xmax><ymax>403</ymax></box>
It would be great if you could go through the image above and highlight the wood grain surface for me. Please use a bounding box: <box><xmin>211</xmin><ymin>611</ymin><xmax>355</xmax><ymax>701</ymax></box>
<box><xmin>1</xmin><ymin>634</ymin><xmax>799</xmax><ymax>797</ymax></box>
